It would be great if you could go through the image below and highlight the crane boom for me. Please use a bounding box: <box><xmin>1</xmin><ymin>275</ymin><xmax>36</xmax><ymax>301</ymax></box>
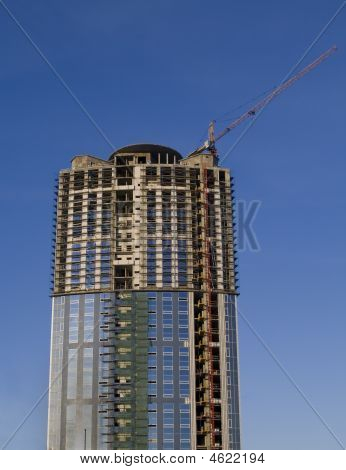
<box><xmin>187</xmin><ymin>45</ymin><xmax>337</xmax><ymax>158</ymax></box>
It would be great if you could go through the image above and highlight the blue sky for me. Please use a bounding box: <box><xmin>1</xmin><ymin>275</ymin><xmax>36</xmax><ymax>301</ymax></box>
<box><xmin>0</xmin><ymin>0</ymin><xmax>345</xmax><ymax>450</ymax></box>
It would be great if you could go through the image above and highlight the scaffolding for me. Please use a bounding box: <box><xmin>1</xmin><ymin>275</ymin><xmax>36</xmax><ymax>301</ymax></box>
<box><xmin>193</xmin><ymin>168</ymin><xmax>223</xmax><ymax>449</ymax></box>
<box><xmin>98</xmin><ymin>292</ymin><xmax>148</xmax><ymax>449</ymax></box>
<box><xmin>52</xmin><ymin>163</ymin><xmax>238</xmax><ymax>295</ymax></box>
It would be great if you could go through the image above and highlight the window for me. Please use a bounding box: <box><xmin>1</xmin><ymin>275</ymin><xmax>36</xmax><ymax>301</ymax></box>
<box><xmin>69</xmin><ymin>297</ymin><xmax>79</xmax><ymax>343</ymax></box>
<box><xmin>179</xmin><ymin>327</ymin><xmax>189</xmax><ymax>341</ymax></box>
<box><xmin>83</xmin><ymin>348</ymin><xmax>93</xmax><ymax>398</ymax></box>
<box><xmin>73</xmin><ymin>171</ymin><xmax>84</xmax><ymax>190</ymax></box>
<box><xmin>180</xmin><ymin>369</ymin><xmax>189</xmax><ymax>382</ymax></box>
<box><xmin>148</xmin><ymin>345</ymin><xmax>157</xmax><ymax>373</ymax></box>
<box><xmin>162</xmin><ymin>241</ymin><xmax>172</xmax><ymax>286</ymax></box>
<box><xmin>148</xmin><ymin>327</ymin><xmax>157</xmax><ymax>340</ymax></box>
<box><xmin>146</xmin><ymin>167</ymin><xmax>157</xmax><ymax>183</ymax></box>
<box><xmin>84</xmin><ymin>296</ymin><xmax>94</xmax><ymax>342</ymax></box>
<box><xmin>180</xmin><ymin>413</ymin><xmax>190</xmax><ymax>425</ymax></box>
<box><xmin>147</xmin><ymin>191</ymin><xmax>156</xmax><ymax>235</ymax></box>
<box><xmin>115</xmin><ymin>190</ymin><xmax>133</xmax><ymax>215</ymax></box>
<box><xmin>163</xmin><ymin>383</ymin><xmax>173</xmax><ymax>397</ymax></box>
<box><xmin>180</xmin><ymin>441</ymin><xmax>190</xmax><ymax>450</ymax></box>
<box><xmin>148</xmin><ymin>382</ymin><xmax>157</xmax><ymax>397</ymax></box>
<box><xmin>178</xmin><ymin>240</ymin><xmax>188</xmax><ymax>285</ymax></box>
<box><xmin>178</xmin><ymin>300</ymin><xmax>188</xmax><ymax>342</ymax></box>
<box><xmin>163</xmin><ymin>402</ymin><xmax>174</xmax><ymax>446</ymax></box>
<box><xmin>67</xmin><ymin>349</ymin><xmax>78</xmax><ymax>399</ymax></box>
<box><xmin>72</xmin><ymin>227</ymin><xmax>82</xmax><ymax>238</ymax></box>
<box><xmin>88</xmin><ymin>169</ymin><xmax>98</xmax><ymax>188</ymax></box>
<box><xmin>114</xmin><ymin>265</ymin><xmax>132</xmax><ymax>289</ymax></box>
<box><xmin>163</xmin><ymin>442</ymin><xmax>174</xmax><ymax>450</ymax></box>
<box><xmin>65</xmin><ymin>404</ymin><xmax>77</xmax><ymax>449</ymax></box>
<box><xmin>147</xmin><ymin>355</ymin><xmax>156</xmax><ymax>369</ymax></box>
<box><xmin>180</xmin><ymin>427</ymin><xmax>190</xmax><ymax>440</ymax></box>
<box><xmin>163</xmin><ymin>356</ymin><xmax>173</xmax><ymax>367</ymax></box>
<box><xmin>147</xmin><ymin>239</ymin><xmax>156</xmax><ymax>285</ymax></box>
<box><xmin>101</xmin><ymin>240</ymin><xmax>110</xmax><ymax>257</ymax></box>
<box><xmin>148</xmin><ymin>368</ymin><xmax>157</xmax><ymax>382</ymax></box>
<box><xmin>163</xmin><ymin>413</ymin><xmax>174</xmax><ymax>426</ymax></box>
<box><xmin>180</xmin><ymin>383</ymin><xmax>189</xmax><ymax>398</ymax></box>
<box><xmin>86</xmin><ymin>242</ymin><xmax>96</xmax><ymax>288</ymax></box>
<box><xmin>163</xmin><ymin>327</ymin><xmax>173</xmax><ymax>341</ymax></box>
<box><xmin>85</xmin><ymin>275</ymin><xmax>95</xmax><ymax>289</ymax></box>
<box><xmin>163</xmin><ymin>369</ymin><xmax>173</xmax><ymax>382</ymax></box>
<box><xmin>148</xmin><ymin>299</ymin><xmax>157</xmax><ymax>311</ymax></box>
<box><xmin>148</xmin><ymin>413</ymin><xmax>157</xmax><ymax>426</ymax></box>
<box><xmin>148</xmin><ymin>401</ymin><xmax>157</xmax><ymax>434</ymax></box>
<box><xmin>161</xmin><ymin>167</ymin><xmax>172</xmax><ymax>186</ymax></box>
<box><xmin>179</xmin><ymin>356</ymin><xmax>189</xmax><ymax>369</ymax></box>
<box><xmin>100</xmin><ymin>274</ymin><xmax>111</xmax><ymax>288</ymax></box>
<box><xmin>102</xmin><ymin>168</ymin><xmax>112</xmax><ymax>187</ymax></box>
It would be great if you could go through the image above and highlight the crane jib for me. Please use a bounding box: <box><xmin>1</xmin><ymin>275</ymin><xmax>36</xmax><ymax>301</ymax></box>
<box><xmin>187</xmin><ymin>45</ymin><xmax>337</xmax><ymax>157</ymax></box>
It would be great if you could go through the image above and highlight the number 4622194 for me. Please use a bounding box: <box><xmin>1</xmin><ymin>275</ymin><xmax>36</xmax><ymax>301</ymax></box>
<box><xmin>209</xmin><ymin>453</ymin><xmax>265</xmax><ymax>464</ymax></box>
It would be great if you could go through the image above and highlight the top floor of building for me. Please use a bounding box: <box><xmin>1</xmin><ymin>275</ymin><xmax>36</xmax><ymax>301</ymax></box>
<box><xmin>69</xmin><ymin>143</ymin><xmax>217</xmax><ymax>171</ymax></box>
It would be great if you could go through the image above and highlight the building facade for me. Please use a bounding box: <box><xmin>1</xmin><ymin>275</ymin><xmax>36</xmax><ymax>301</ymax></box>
<box><xmin>47</xmin><ymin>144</ymin><xmax>241</xmax><ymax>450</ymax></box>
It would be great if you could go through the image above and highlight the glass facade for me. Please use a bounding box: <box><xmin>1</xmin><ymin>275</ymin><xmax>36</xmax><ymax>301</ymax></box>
<box><xmin>225</xmin><ymin>294</ymin><xmax>241</xmax><ymax>448</ymax></box>
<box><xmin>48</xmin><ymin>293</ymin><xmax>99</xmax><ymax>450</ymax></box>
<box><xmin>48</xmin><ymin>291</ymin><xmax>193</xmax><ymax>450</ymax></box>
<box><xmin>146</xmin><ymin>291</ymin><xmax>191</xmax><ymax>450</ymax></box>
<box><xmin>47</xmin><ymin>297</ymin><xmax>65</xmax><ymax>449</ymax></box>
<box><xmin>48</xmin><ymin>291</ymin><xmax>240</xmax><ymax>450</ymax></box>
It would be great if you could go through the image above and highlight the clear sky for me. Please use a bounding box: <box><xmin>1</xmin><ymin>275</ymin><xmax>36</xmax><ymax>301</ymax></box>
<box><xmin>0</xmin><ymin>0</ymin><xmax>345</xmax><ymax>450</ymax></box>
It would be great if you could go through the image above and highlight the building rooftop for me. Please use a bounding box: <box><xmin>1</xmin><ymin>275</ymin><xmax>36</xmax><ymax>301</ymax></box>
<box><xmin>108</xmin><ymin>143</ymin><xmax>183</xmax><ymax>162</ymax></box>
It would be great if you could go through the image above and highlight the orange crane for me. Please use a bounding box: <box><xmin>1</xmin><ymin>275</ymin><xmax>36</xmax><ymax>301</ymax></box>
<box><xmin>187</xmin><ymin>45</ymin><xmax>337</xmax><ymax>159</ymax></box>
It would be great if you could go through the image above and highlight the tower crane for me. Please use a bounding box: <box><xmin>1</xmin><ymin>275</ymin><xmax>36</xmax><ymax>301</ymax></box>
<box><xmin>187</xmin><ymin>45</ymin><xmax>337</xmax><ymax>159</ymax></box>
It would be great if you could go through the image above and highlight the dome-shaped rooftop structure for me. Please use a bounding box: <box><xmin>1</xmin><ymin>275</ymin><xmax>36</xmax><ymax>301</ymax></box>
<box><xmin>109</xmin><ymin>143</ymin><xmax>182</xmax><ymax>164</ymax></box>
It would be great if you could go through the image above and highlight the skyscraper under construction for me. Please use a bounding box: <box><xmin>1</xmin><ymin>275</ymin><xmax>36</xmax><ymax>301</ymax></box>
<box><xmin>47</xmin><ymin>143</ymin><xmax>240</xmax><ymax>450</ymax></box>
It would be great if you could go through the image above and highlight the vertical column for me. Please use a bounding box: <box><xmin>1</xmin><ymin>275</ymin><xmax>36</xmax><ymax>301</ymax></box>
<box><xmin>47</xmin><ymin>296</ymin><xmax>65</xmax><ymax>449</ymax></box>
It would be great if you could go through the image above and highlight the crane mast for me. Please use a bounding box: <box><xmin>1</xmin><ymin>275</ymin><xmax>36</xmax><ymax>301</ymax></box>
<box><xmin>187</xmin><ymin>45</ymin><xmax>337</xmax><ymax>159</ymax></box>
